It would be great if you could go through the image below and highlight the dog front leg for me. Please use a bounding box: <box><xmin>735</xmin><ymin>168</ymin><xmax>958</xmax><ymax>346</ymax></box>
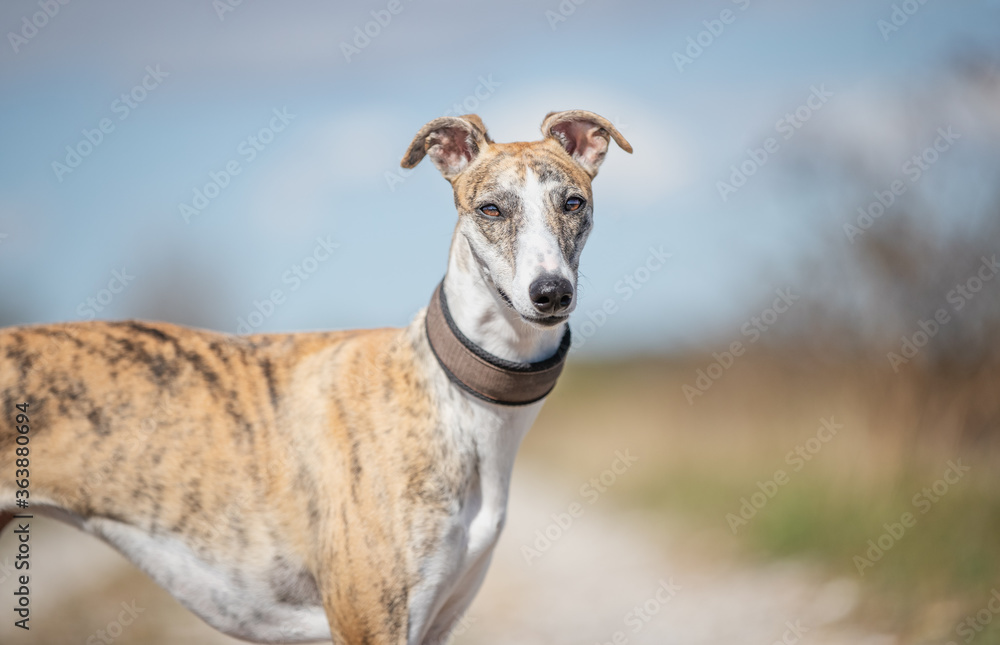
<box><xmin>318</xmin><ymin>547</ymin><xmax>411</xmax><ymax>645</ymax></box>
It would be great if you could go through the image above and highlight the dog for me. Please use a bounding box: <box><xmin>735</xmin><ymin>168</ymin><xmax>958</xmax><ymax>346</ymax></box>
<box><xmin>0</xmin><ymin>109</ymin><xmax>631</xmax><ymax>644</ymax></box>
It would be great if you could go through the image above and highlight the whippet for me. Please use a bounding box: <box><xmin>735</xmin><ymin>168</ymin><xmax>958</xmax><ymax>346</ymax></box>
<box><xmin>0</xmin><ymin>109</ymin><xmax>631</xmax><ymax>644</ymax></box>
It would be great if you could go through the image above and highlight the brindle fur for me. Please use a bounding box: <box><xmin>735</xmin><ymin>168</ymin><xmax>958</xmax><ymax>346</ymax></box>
<box><xmin>0</xmin><ymin>320</ymin><xmax>453</xmax><ymax>642</ymax></box>
<box><xmin>0</xmin><ymin>109</ymin><xmax>630</xmax><ymax>644</ymax></box>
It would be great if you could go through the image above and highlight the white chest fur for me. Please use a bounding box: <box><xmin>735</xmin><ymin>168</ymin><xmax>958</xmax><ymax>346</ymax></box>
<box><xmin>405</xmin><ymin>336</ymin><xmax>544</xmax><ymax>644</ymax></box>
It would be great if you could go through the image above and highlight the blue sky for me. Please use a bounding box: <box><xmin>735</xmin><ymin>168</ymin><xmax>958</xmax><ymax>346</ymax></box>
<box><xmin>0</xmin><ymin>0</ymin><xmax>995</xmax><ymax>356</ymax></box>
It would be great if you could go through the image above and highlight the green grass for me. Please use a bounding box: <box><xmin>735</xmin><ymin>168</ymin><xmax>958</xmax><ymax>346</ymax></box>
<box><xmin>635</xmin><ymin>470</ymin><xmax>1000</xmax><ymax>642</ymax></box>
<box><xmin>525</xmin><ymin>356</ymin><xmax>1000</xmax><ymax>642</ymax></box>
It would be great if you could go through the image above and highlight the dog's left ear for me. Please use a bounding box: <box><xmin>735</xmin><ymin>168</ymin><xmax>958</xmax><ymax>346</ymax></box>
<box><xmin>541</xmin><ymin>110</ymin><xmax>632</xmax><ymax>178</ymax></box>
<box><xmin>401</xmin><ymin>114</ymin><xmax>492</xmax><ymax>181</ymax></box>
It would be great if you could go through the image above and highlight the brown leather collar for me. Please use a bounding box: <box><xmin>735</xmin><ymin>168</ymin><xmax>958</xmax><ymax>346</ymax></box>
<box><xmin>424</xmin><ymin>282</ymin><xmax>571</xmax><ymax>406</ymax></box>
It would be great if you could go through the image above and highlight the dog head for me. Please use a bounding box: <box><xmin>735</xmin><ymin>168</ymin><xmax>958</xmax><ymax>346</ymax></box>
<box><xmin>402</xmin><ymin>110</ymin><xmax>632</xmax><ymax>328</ymax></box>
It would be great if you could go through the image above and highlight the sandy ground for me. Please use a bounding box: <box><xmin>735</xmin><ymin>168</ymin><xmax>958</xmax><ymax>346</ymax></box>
<box><xmin>455</xmin><ymin>467</ymin><xmax>900</xmax><ymax>645</ymax></box>
<box><xmin>0</xmin><ymin>463</ymin><xmax>900</xmax><ymax>645</ymax></box>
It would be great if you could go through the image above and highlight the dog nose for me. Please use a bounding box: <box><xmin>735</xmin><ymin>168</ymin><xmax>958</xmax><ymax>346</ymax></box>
<box><xmin>529</xmin><ymin>276</ymin><xmax>574</xmax><ymax>315</ymax></box>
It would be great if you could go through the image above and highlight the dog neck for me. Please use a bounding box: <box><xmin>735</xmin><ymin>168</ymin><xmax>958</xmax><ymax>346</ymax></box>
<box><xmin>442</xmin><ymin>233</ymin><xmax>567</xmax><ymax>364</ymax></box>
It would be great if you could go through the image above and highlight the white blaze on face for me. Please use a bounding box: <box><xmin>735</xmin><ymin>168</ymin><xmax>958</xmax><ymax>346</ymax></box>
<box><xmin>510</xmin><ymin>169</ymin><xmax>574</xmax><ymax>314</ymax></box>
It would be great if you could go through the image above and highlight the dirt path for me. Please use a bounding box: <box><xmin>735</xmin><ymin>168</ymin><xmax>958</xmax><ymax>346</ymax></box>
<box><xmin>455</xmin><ymin>465</ymin><xmax>899</xmax><ymax>645</ymax></box>
<box><xmin>0</xmin><ymin>463</ymin><xmax>898</xmax><ymax>644</ymax></box>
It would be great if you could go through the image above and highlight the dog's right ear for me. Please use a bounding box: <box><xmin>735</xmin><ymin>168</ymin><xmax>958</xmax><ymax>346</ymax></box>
<box><xmin>401</xmin><ymin>115</ymin><xmax>492</xmax><ymax>180</ymax></box>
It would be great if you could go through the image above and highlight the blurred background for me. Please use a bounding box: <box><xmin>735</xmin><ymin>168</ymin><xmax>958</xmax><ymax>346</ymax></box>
<box><xmin>1</xmin><ymin>1</ymin><xmax>999</xmax><ymax>643</ymax></box>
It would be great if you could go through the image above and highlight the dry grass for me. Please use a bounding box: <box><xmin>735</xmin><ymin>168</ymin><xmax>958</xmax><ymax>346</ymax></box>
<box><xmin>523</xmin><ymin>352</ymin><xmax>1000</xmax><ymax>643</ymax></box>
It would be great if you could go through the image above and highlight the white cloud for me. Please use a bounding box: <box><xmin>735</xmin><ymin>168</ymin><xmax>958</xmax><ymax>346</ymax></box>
<box><xmin>816</xmin><ymin>75</ymin><xmax>1000</xmax><ymax>169</ymax></box>
<box><xmin>245</xmin><ymin>108</ymin><xmax>399</xmax><ymax>234</ymax></box>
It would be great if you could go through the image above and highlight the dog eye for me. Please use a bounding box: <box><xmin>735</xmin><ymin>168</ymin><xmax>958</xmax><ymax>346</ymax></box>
<box><xmin>564</xmin><ymin>197</ymin><xmax>585</xmax><ymax>212</ymax></box>
<box><xmin>479</xmin><ymin>204</ymin><xmax>502</xmax><ymax>218</ymax></box>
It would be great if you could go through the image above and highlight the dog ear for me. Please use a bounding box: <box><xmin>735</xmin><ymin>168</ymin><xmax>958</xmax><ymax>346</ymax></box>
<box><xmin>541</xmin><ymin>110</ymin><xmax>632</xmax><ymax>178</ymax></box>
<box><xmin>401</xmin><ymin>114</ymin><xmax>492</xmax><ymax>180</ymax></box>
